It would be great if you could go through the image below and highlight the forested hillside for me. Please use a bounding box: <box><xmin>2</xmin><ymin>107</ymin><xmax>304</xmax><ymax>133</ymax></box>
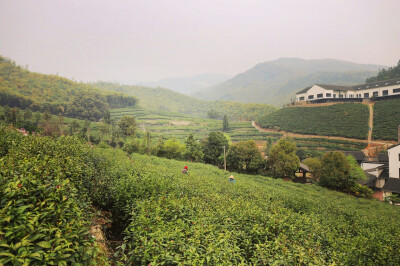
<box><xmin>1</xmin><ymin>126</ymin><xmax>399</xmax><ymax>265</ymax></box>
<box><xmin>93</xmin><ymin>81</ymin><xmax>276</xmax><ymax>121</ymax></box>
<box><xmin>366</xmin><ymin>60</ymin><xmax>400</xmax><ymax>83</ymax></box>
<box><xmin>0</xmin><ymin>56</ymin><xmax>137</xmax><ymax>121</ymax></box>
<box><xmin>257</xmin><ymin>103</ymin><xmax>369</xmax><ymax>139</ymax></box>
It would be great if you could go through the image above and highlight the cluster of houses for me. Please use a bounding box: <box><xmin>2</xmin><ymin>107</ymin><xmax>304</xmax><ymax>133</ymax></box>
<box><xmin>295</xmin><ymin>77</ymin><xmax>400</xmax><ymax>103</ymax></box>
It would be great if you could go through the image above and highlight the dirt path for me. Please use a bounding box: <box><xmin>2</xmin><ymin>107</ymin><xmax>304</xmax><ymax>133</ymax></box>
<box><xmin>251</xmin><ymin>121</ymin><xmax>395</xmax><ymax>154</ymax></box>
<box><xmin>367</xmin><ymin>103</ymin><xmax>374</xmax><ymax>144</ymax></box>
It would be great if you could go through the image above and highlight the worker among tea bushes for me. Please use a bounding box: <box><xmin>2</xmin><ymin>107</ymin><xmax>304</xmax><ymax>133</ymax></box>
<box><xmin>229</xmin><ymin>175</ymin><xmax>235</xmax><ymax>183</ymax></box>
<box><xmin>182</xmin><ymin>166</ymin><xmax>189</xmax><ymax>174</ymax></box>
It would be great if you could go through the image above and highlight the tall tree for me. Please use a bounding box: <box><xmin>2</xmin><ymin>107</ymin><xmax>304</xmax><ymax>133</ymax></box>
<box><xmin>227</xmin><ymin>140</ymin><xmax>264</xmax><ymax>174</ymax></box>
<box><xmin>184</xmin><ymin>134</ymin><xmax>203</xmax><ymax>162</ymax></box>
<box><xmin>118</xmin><ymin>116</ymin><xmax>136</xmax><ymax>136</ymax></box>
<box><xmin>222</xmin><ymin>114</ymin><xmax>230</xmax><ymax>131</ymax></box>
<box><xmin>268</xmin><ymin>137</ymin><xmax>300</xmax><ymax>179</ymax></box>
<box><xmin>319</xmin><ymin>151</ymin><xmax>351</xmax><ymax>191</ymax></box>
<box><xmin>203</xmin><ymin>132</ymin><xmax>229</xmax><ymax>166</ymax></box>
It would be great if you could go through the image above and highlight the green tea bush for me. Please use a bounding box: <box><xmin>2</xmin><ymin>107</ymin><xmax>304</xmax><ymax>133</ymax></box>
<box><xmin>0</xmin><ymin>129</ymin><xmax>104</xmax><ymax>264</ymax></box>
<box><xmin>373</xmin><ymin>98</ymin><xmax>400</xmax><ymax>140</ymax></box>
<box><xmin>257</xmin><ymin>103</ymin><xmax>369</xmax><ymax>139</ymax></box>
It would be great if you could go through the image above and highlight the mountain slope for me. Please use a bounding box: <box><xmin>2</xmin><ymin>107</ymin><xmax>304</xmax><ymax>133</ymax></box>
<box><xmin>142</xmin><ymin>73</ymin><xmax>230</xmax><ymax>95</ymax></box>
<box><xmin>94</xmin><ymin>81</ymin><xmax>276</xmax><ymax>121</ymax></box>
<box><xmin>194</xmin><ymin>58</ymin><xmax>384</xmax><ymax>106</ymax></box>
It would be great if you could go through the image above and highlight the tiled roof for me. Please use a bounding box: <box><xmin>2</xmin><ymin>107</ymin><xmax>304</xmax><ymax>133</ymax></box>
<box><xmin>351</xmin><ymin>77</ymin><xmax>400</xmax><ymax>91</ymax></box>
<box><xmin>382</xmin><ymin>178</ymin><xmax>400</xmax><ymax>193</ymax></box>
<box><xmin>296</xmin><ymin>77</ymin><xmax>400</xmax><ymax>94</ymax></box>
<box><xmin>343</xmin><ymin>151</ymin><xmax>365</xmax><ymax>161</ymax></box>
<box><xmin>296</xmin><ymin>86</ymin><xmax>312</xmax><ymax>94</ymax></box>
<box><xmin>316</xmin><ymin>84</ymin><xmax>352</xmax><ymax>91</ymax></box>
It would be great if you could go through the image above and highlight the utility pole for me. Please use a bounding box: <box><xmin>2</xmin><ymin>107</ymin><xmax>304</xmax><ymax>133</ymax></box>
<box><xmin>224</xmin><ymin>145</ymin><xmax>226</xmax><ymax>171</ymax></box>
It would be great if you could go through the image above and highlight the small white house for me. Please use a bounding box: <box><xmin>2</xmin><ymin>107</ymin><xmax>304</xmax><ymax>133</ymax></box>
<box><xmin>296</xmin><ymin>78</ymin><xmax>400</xmax><ymax>102</ymax></box>
<box><xmin>388</xmin><ymin>144</ymin><xmax>400</xmax><ymax>178</ymax></box>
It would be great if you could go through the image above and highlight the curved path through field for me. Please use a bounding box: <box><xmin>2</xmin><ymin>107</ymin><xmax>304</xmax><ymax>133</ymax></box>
<box><xmin>251</xmin><ymin>121</ymin><xmax>395</xmax><ymax>154</ymax></box>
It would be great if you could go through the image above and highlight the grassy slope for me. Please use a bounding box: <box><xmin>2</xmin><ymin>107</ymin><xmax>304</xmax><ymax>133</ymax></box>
<box><xmin>116</xmin><ymin>152</ymin><xmax>400</xmax><ymax>264</ymax></box>
<box><xmin>94</xmin><ymin>81</ymin><xmax>277</xmax><ymax>120</ymax></box>
<box><xmin>373</xmin><ymin>98</ymin><xmax>400</xmax><ymax>140</ymax></box>
<box><xmin>257</xmin><ymin>103</ymin><xmax>369</xmax><ymax>139</ymax></box>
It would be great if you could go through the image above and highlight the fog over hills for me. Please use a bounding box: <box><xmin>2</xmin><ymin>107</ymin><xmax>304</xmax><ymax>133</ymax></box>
<box><xmin>193</xmin><ymin>58</ymin><xmax>385</xmax><ymax>106</ymax></box>
<box><xmin>141</xmin><ymin>73</ymin><xmax>231</xmax><ymax>95</ymax></box>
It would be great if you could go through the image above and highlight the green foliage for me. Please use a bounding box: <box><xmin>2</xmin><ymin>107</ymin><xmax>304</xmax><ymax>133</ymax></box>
<box><xmin>227</xmin><ymin>140</ymin><xmax>264</xmax><ymax>174</ymax></box>
<box><xmin>0</xmin><ymin>55</ymin><xmax>137</xmax><ymax>121</ymax></box>
<box><xmin>268</xmin><ymin>137</ymin><xmax>300</xmax><ymax>179</ymax></box>
<box><xmin>258</xmin><ymin>103</ymin><xmax>369</xmax><ymax>139</ymax></box>
<box><xmin>118</xmin><ymin>116</ymin><xmax>136</xmax><ymax>136</ymax></box>
<box><xmin>303</xmin><ymin>157</ymin><xmax>322</xmax><ymax>180</ymax></box>
<box><xmin>184</xmin><ymin>134</ymin><xmax>203</xmax><ymax>162</ymax></box>
<box><xmin>207</xmin><ymin>109</ymin><xmax>219</xmax><ymax>119</ymax></box>
<box><xmin>222</xmin><ymin>114</ymin><xmax>230</xmax><ymax>131</ymax></box>
<box><xmin>203</xmin><ymin>132</ymin><xmax>229</xmax><ymax>166</ymax></box>
<box><xmin>158</xmin><ymin>138</ymin><xmax>185</xmax><ymax>160</ymax></box>
<box><xmin>373</xmin><ymin>98</ymin><xmax>400</xmax><ymax>140</ymax></box>
<box><xmin>319</xmin><ymin>152</ymin><xmax>352</xmax><ymax>191</ymax></box>
<box><xmin>0</xmin><ymin>127</ymin><xmax>107</xmax><ymax>264</ymax></box>
<box><xmin>366</xmin><ymin>60</ymin><xmax>400</xmax><ymax>83</ymax></box>
<box><xmin>94</xmin><ymin>81</ymin><xmax>277</xmax><ymax>121</ymax></box>
<box><xmin>115</xmin><ymin>153</ymin><xmax>400</xmax><ymax>265</ymax></box>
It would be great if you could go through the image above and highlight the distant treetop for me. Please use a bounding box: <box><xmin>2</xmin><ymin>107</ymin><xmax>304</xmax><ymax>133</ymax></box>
<box><xmin>366</xmin><ymin>59</ymin><xmax>400</xmax><ymax>83</ymax></box>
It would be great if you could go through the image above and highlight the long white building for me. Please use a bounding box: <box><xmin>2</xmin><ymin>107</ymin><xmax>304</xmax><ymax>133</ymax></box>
<box><xmin>295</xmin><ymin>77</ymin><xmax>400</xmax><ymax>102</ymax></box>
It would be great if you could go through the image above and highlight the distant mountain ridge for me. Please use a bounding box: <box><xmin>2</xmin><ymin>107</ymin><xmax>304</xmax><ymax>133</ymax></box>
<box><xmin>194</xmin><ymin>58</ymin><xmax>385</xmax><ymax>106</ymax></box>
<box><xmin>141</xmin><ymin>73</ymin><xmax>231</xmax><ymax>95</ymax></box>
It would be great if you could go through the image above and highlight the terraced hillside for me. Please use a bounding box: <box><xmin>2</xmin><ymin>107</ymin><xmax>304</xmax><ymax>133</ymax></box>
<box><xmin>111</xmin><ymin>108</ymin><xmax>367</xmax><ymax>156</ymax></box>
<box><xmin>257</xmin><ymin>103</ymin><xmax>369</xmax><ymax>139</ymax></box>
<box><xmin>373</xmin><ymin>98</ymin><xmax>400</xmax><ymax>140</ymax></box>
<box><xmin>94</xmin><ymin>81</ymin><xmax>276</xmax><ymax>121</ymax></box>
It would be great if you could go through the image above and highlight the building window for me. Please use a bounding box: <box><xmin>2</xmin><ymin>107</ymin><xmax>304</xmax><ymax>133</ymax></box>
<box><xmin>364</xmin><ymin>93</ymin><xmax>369</xmax><ymax>98</ymax></box>
<box><xmin>349</xmin><ymin>94</ymin><xmax>353</xmax><ymax>98</ymax></box>
<box><xmin>373</xmin><ymin>91</ymin><xmax>378</xmax><ymax>97</ymax></box>
<box><xmin>299</xmin><ymin>96</ymin><xmax>304</xmax><ymax>101</ymax></box>
<box><xmin>317</xmin><ymin>93</ymin><xmax>323</xmax><ymax>98</ymax></box>
<box><xmin>308</xmin><ymin>95</ymin><xmax>314</xmax><ymax>99</ymax></box>
<box><xmin>333</xmin><ymin>94</ymin><xmax>336</xmax><ymax>98</ymax></box>
<box><xmin>326</xmin><ymin>93</ymin><xmax>332</xmax><ymax>97</ymax></box>
<box><xmin>398</xmin><ymin>153</ymin><xmax>400</xmax><ymax>161</ymax></box>
<box><xmin>383</xmin><ymin>90</ymin><xmax>388</xmax><ymax>96</ymax></box>
<box><xmin>394</xmin><ymin>88</ymin><xmax>400</xmax><ymax>93</ymax></box>
<box><xmin>339</xmin><ymin>94</ymin><xmax>344</xmax><ymax>98</ymax></box>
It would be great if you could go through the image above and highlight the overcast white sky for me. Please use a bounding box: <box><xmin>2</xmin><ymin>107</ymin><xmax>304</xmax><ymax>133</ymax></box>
<box><xmin>0</xmin><ymin>0</ymin><xmax>399</xmax><ymax>83</ymax></box>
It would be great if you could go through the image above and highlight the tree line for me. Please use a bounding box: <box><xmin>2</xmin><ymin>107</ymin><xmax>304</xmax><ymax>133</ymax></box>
<box><xmin>365</xmin><ymin>59</ymin><xmax>400</xmax><ymax>83</ymax></box>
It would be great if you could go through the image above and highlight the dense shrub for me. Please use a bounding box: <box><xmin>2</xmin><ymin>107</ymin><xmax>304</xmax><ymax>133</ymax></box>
<box><xmin>373</xmin><ymin>98</ymin><xmax>400</xmax><ymax>140</ymax></box>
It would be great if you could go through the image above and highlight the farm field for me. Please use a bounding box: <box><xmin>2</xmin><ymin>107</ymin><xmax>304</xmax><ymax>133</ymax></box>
<box><xmin>111</xmin><ymin>108</ymin><xmax>368</xmax><ymax>155</ymax></box>
<box><xmin>257</xmin><ymin>103</ymin><xmax>369</xmax><ymax>139</ymax></box>
<box><xmin>373</xmin><ymin>98</ymin><xmax>400</xmax><ymax>141</ymax></box>
<box><xmin>2</xmin><ymin>126</ymin><xmax>400</xmax><ymax>265</ymax></box>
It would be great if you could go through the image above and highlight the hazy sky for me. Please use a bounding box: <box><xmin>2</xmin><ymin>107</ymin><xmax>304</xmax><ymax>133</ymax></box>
<box><xmin>0</xmin><ymin>0</ymin><xmax>399</xmax><ymax>83</ymax></box>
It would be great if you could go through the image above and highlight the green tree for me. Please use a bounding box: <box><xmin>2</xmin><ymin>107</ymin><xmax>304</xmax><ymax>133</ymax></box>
<box><xmin>23</xmin><ymin>109</ymin><xmax>32</xmax><ymax>121</ymax></box>
<box><xmin>319</xmin><ymin>151</ymin><xmax>351</xmax><ymax>191</ymax></box>
<box><xmin>118</xmin><ymin>116</ymin><xmax>136</xmax><ymax>136</ymax></box>
<box><xmin>303</xmin><ymin>157</ymin><xmax>322</xmax><ymax>181</ymax></box>
<box><xmin>69</xmin><ymin>121</ymin><xmax>80</xmax><ymax>136</ymax></box>
<box><xmin>268</xmin><ymin>137</ymin><xmax>300</xmax><ymax>179</ymax></box>
<box><xmin>103</xmin><ymin>110</ymin><xmax>111</xmax><ymax>124</ymax></box>
<box><xmin>203</xmin><ymin>132</ymin><xmax>229</xmax><ymax>166</ymax></box>
<box><xmin>346</xmin><ymin>155</ymin><xmax>367</xmax><ymax>183</ymax></box>
<box><xmin>227</xmin><ymin>140</ymin><xmax>264</xmax><ymax>174</ymax></box>
<box><xmin>99</xmin><ymin>121</ymin><xmax>111</xmax><ymax>142</ymax></box>
<box><xmin>160</xmin><ymin>138</ymin><xmax>185</xmax><ymax>160</ymax></box>
<box><xmin>184</xmin><ymin>134</ymin><xmax>203</xmax><ymax>162</ymax></box>
<box><xmin>222</xmin><ymin>114</ymin><xmax>230</xmax><ymax>131</ymax></box>
<box><xmin>207</xmin><ymin>109</ymin><xmax>219</xmax><ymax>119</ymax></box>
